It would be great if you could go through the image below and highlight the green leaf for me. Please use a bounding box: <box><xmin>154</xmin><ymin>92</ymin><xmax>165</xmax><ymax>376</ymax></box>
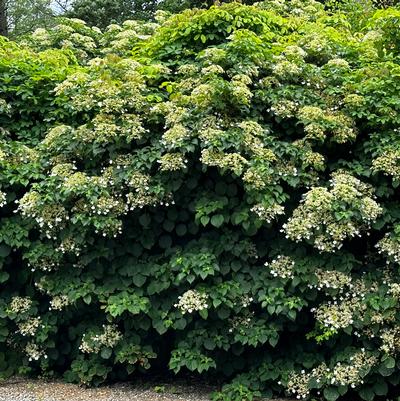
<box><xmin>323</xmin><ymin>387</ymin><xmax>340</xmax><ymax>401</ymax></box>
<box><xmin>384</xmin><ymin>356</ymin><xmax>396</xmax><ymax>369</ymax></box>
<box><xmin>359</xmin><ymin>386</ymin><xmax>374</xmax><ymax>401</ymax></box>
<box><xmin>83</xmin><ymin>295</ymin><xmax>92</xmax><ymax>304</ymax></box>
<box><xmin>100</xmin><ymin>348</ymin><xmax>112</xmax><ymax>359</ymax></box>
<box><xmin>139</xmin><ymin>214</ymin><xmax>151</xmax><ymax>227</ymax></box>
<box><xmin>211</xmin><ymin>214</ymin><xmax>224</xmax><ymax>228</ymax></box>
<box><xmin>200</xmin><ymin>216</ymin><xmax>210</xmax><ymax>226</ymax></box>
<box><xmin>0</xmin><ymin>245</ymin><xmax>11</xmax><ymax>258</ymax></box>
<box><xmin>373</xmin><ymin>381</ymin><xmax>388</xmax><ymax>396</ymax></box>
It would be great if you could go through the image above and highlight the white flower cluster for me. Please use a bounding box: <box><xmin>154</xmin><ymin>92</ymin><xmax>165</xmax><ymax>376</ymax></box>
<box><xmin>388</xmin><ymin>283</ymin><xmax>400</xmax><ymax>299</ymax></box>
<box><xmin>372</xmin><ymin>149</ymin><xmax>400</xmax><ymax>180</ymax></box>
<box><xmin>242</xmin><ymin>168</ymin><xmax>269</xmax><ymax>190</ymax></box>
<box><xmin>0</xmin><ymin>191</ymin><xmax>6</xmax><ymax>207</ymax></box>
<box><xmin>313</xmin><ymin>302</ymin><xmax>349</xmax><ymax>330</ymax></box>
<box><xmin>80</xmin><ymin>324</ymin><xmax>122</xmax><ymax>354</ymax></box>
<box><xmin>8</xmin><ymin>296</ymin><xmax>33</xmax><ymax>314</ymax></box>
<box><xmin>312</xmin><ymin>269</ymin><xmax>352</xmax><ymax>291</ymax></box>
<box><xmin>286</xmin><ymin>351</ymin><xmax>377</xmax><ymax>399</ymax></box>
<box><xmin>201</xmin><ymin>64</ymin><xmax>225</xmax><ymax>76</ymax></box>
<box><xmin>17</xmin><ymin>317</ymin><xmax>42</xmax><ymax>337</ymax></box>
<box><xmin>380</xmin><ymin>327</ymin><xmax>400</xmax><ymax>354</ymax></box>
<box><xmin>298</xmin><ymin>105</ymin><xmax>356</xmax><ymax>143</ymax></box>
<box><xmin>56</xmin><ymin>238</ymin><xmax>82</xmax><ymax>255</ymax></box>
<box><xmin>191</xmin><ymin>83</ymin><xmax>215</xmax><ymax>108</ymax></box>
<box><xmin>25</xmin><ymin>342</ymin><xmax>47</xmax><ymax>362</ymax></box>
<box><xmin>201</xmin><ymin>149</ymin><xmax>248</xmax><ymax>175</ymax></box>
<box><xmin>286</xmin><ymin>369</ymin><xmax>311</xmax><ymax>399</ymax></box>
<box><xmin>326</xmin><ymin>58</ymin><xmax>350</xmax><ymax>69</ymax></box>
<box><xmin>126</xmin><ymin>185</ymin><xmax>173</xmax><ymax>211</ymax></box>
<box><xmin>312</xmin><ymin>284</ymin><xmax>367</xmax><ymax>330</ymax></box>
<box><xmin>88</xmin><ymin>196</ymin><xmax>125</xmax><ymax>217</ymax></box>
<box><xmin>49</xmin><ymin>295</ymin><xmax>72</xmax><ymax>311</ymax></box>
<box><xmin>158</xmin><ymin>153</ymin><xmax>187</xmax><ymax>171</ymax></box>
<box><xmin>283</xmin><ymin>173</ymin><xmax>382</xmax><ymax>252</ymax></box>
<box><xmin>376</xmin><ymin>234</ymin><xmax>400</xmax><ymax>264</ymax></box>
<box><xmin>27</xmin><ymin>257</ymin><xmax>59</xmax><ymax>273</ymax></box>
<box><xmin>251</xmin><ymin>203</ymin><xmax>285</xmax><ymax>223</ymax></box>
<box><xmin>240</xmin><ymin>295</ymin><xmax>254</xmax><ymax>308</ymax></box>
<box><xmin>175</xmin><ymin>290</ymin><xmax>209</xmax><ymax>314</ymax></box>
<box><xmin>265</xmin><ymin>255</ymin><xmax>295</xmax><ymax>279</ymax></box>
<box><xmin>162</xmin><ymin>124</ymin><xmax>190</xmax><ymax>148</ymax></box>
<box><xmin>231</xmin><ymin>75</ymin><xmax>253</xmax><ymax>106</ymax></box>
<box><xmin>237</xmin><ymin>120</ymin><xmax>264</xmax><ymax>138</ymax></box>
<box><xmin>270</xmin><ymin>100</ymin><xmax>298</xmax><ymax>119</ymax></box>
<box><xmin>272</xmin><ymin>59</ymin><xmax>303</xmax><ymax>79</ymax></box>
<box><xmin>17</xmin><ymin>191</ymin><xmax>68</xmax><ymax>239</ymax></box>
<box><xmin>55</xmin><ymin>68</ymin><xmax>145</xmax><ymax>113</ymax></box>
<box><xmin>228</xmin><ymin>312</ymin><xmax>254</xmax><ymax>334</ymax></box>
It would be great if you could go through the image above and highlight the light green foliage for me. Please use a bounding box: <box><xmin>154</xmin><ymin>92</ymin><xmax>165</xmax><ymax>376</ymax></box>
<box><xmin>2</xmin><ymin>1</ymin><xmax>400</xmax><ymax>400</ymax></box>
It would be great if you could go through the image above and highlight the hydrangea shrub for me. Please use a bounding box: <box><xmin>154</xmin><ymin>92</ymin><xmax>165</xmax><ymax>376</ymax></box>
<box><xmin>1</xmin><ymin>1</ymin><xmax>400</xmax><ymax>400</ymax></box>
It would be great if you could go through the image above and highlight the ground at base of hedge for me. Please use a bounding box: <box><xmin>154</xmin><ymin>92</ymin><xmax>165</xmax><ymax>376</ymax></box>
<box><xmin>0</xmin><ymin>377</ymin><xmax>291</xmax><ymax>401</ymax></box>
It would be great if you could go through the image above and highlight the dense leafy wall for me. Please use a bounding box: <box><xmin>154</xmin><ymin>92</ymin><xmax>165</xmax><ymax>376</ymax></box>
<box><xmin>1</xmin><ymin>1</ymin><xmax>400</xmax><ymax>400</ymax></box>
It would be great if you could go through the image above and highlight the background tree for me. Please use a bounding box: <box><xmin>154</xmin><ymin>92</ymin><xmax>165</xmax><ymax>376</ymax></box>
<box><xmin>0</xmin><ymin>0</ymin><xmax>55</xmax><ymax>37</ymax></box>
<box><xmin>65</xmin><ymin>0</ymin><xmax>259</xmax><ymax>28</ymax></box>
<box><xmin>0</xmin><ymin>0</ymin><xmax>7</xmax><ymax>36</ymax></box>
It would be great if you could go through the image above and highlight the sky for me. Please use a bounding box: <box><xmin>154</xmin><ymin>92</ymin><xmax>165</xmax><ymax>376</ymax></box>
<box><xmin>50</xmin><ymin>0</ymin><xmax>72</xmax><ymax>13</ymax></box>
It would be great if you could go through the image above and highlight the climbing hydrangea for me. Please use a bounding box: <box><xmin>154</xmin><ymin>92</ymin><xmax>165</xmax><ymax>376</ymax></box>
<box><xmin>1</xmin><ymin>1</ymin><xmax>400</xmax><ymax>400</ymax></box>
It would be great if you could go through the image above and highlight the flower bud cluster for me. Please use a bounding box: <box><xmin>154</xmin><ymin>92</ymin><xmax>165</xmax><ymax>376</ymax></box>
<box><xmin>191</xmin><ymin>84</ymin><xmax>215</xmax><ymax>108</ymax></box>
<box><xmin>0</xmin><ymin>98</ymin><xmax>12</xmax><ymax>114</ymax></box>
<box><xmin>50</xmin><ymin>163</ymin><xmax>77</xmax><ymax>179</ymax></box>
<box><xmin>270</xmin><ymin>100</ymin><xmax>298</xmax><ymax>119</ymax></box>
<box><xmin>272</xmin><ymin>59</ymin><xmax>302</xmax><ymax>79</ymax></box>
<box><xmin>175</xmin><ymin>290</ymin><xmax>209</xmax><ymax>314</ymax></box>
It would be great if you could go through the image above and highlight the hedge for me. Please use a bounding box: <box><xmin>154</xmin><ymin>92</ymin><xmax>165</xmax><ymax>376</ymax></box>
<box><xmin>1</xmin><ymin>1</ymin><xmax>400</xmax><ymax>400</ymax></box>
